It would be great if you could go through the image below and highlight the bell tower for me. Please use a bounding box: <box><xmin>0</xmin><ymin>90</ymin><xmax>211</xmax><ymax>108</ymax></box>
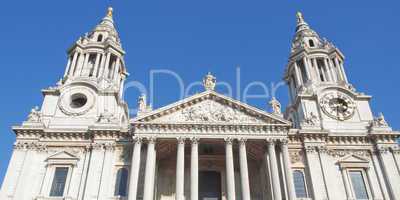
<box><xmin>37</xmin><ymin>7</ymin><xmax>129</xmax><ymax>129</ymax></box>
<box><xmin>284</xmin><ymin>12</ymin><xmax>381</xmax><ymax>133</ymax></box>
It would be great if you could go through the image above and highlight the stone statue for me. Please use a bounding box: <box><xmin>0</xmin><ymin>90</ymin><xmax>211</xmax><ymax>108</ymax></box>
<box><xmin>27</xmin><ymin>106</ymin><xmax>41</xmax><ymax>122</ymax></box>
<box><xmin>269</xmin><ymin>97</ymin><xmax>282</xmax><ymax>115</ymax></box>
<box><xmin>373</xmin><ymin>112</ymin><xmax>389</xmax><ymax>127</ymax></box>
<box><xmin>203</xmin><ymin>72</ymin><xmax>216</xmax><ymax>91</ymax></box>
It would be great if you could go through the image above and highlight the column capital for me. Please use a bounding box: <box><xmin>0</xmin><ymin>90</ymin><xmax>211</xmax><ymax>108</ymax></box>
<box><xmin>177</xmin><ymin>137</ymin><xmax>186</xmax><ymax>144</ymax></box>
<box><xmin>280</xmin><ymin>138</ymin><xmax>289</xmax><ymax>145</ymax></box>
<box><xmin>266</xmin><ymin>138</ymin><xmax>277</xmax><ymax>145</ymax></box>
<box><xmin>190</xmin><ymin>137</ymin><xmax>200</xmax><ymax>144</ymax></box>
<box><xmin>132</xmin><ymin>136</ymin><xmax>143</xmax><ymax>144</ymax></box>
<box><xmin>224</xmin><ymin>137</ymin><xmax>234</xmax><ymax>144</ymax></box>
<box><xmin>146</xmin><ymin>136</ymin><xmax>157</xmax><ymax>144</ymax></box>
<box><xmin>238</xmin><ymin>137</ymin><xmax>247</xmax><ymax>145</ymax></box>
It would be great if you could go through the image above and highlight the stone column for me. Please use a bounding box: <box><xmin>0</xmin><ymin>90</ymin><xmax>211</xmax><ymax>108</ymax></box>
<box><xmin>82</xmin><ymin>53</ymin><xmax>90</xmax><ymax>76</ymax></box>
<box><xmin>323</xmin><ymin>58</ymin><xmax>333</xmax><ymax>82</ymax></box>
<box><xmin>143</xmin><ymin>137</ymin><xmax>157</xmax><ymax>200</ymax></box>
<box><xmin>191</xmin><ymin>138</ymin><xmax>199</xmax><ymax>200</ymax></box>
<box><xmin>98</xmin><ymin>53</ymin><xmax>106</xmax><ymax>77</ymax></box>
<box><xmin>281</xmin><ymin>140</ymin><xmax>296</xmax><ymax>200</ymax></box>
<box><xmin>313</xmin><ymin>58</ymin><xmax>322</xmax><ymax>81</ymax></box>
<box><xmin>267</xmin><ymin>139</ymin><xmax>282</xmax><ymax>200</ymax></box>
<box><xmin>112</xmin><ymin>58</ymin><xmax>120</xmax><ymax>81</ymax></box>
<box><xmin>68</xmin><ymin>52</ymin><xmax>79</xmax><ymax>77</ymax></box>
<box><xmin>103</xmin><ymin>52</ymin><xmax>111</xmax><ymax>79</ymax></box>
<box><xmin>63</xmin><ymin>55</ymin><xmax>72</xmax><ymax>77</ymax></box>
<box><xmin>302</xmin><ymin>57</ymin><xmax>312</xmax><ymax>80</ymax></box>
<box><xmin>238</xmin><ymin>138</ymin><xmax>251</xmax><ymax>200</ymax></box>
<box><xmin>225</xmin><ymin>138</ymin><xmax>236</xmax><ymax>200</ymax></box>
<box><xmin>340</xmin><ymin>167</ymin><xmax>354</xmax><ymax>200</ymax></box>
<box><xmin>376</xmin><ymin>146</ymin><xmax>400</xmax><ymax>198</ymax></box>
<box><xmin>92</xmin><ymin>53</ymin><xmax>101</xmax><ymax>77</ymax></box>
<box><xmin>293</xmin><ymin>61</ymin><xmax>303</xmax><ymax>86</ymax></box>
<box><xmin>176</xmin><ymin>137</ymin><xmax>185</xmax><ymax>200</ymax></box>
<box><xmin>128</xmin><ymin>137</ymin><xmax>142</xmax><ymax>200</ymax></box>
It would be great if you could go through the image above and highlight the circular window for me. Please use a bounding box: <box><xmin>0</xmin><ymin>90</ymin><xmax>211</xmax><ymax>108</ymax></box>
<box><xmin>70</xmin><ymin>93</ymin><xmax>87</xmax><ymax>108</ymax></box>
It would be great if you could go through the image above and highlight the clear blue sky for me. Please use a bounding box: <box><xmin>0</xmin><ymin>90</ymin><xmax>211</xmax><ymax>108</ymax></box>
<box><xmin>0</xmin><ymin>0</ymin><xmax>399</xmax><ymax>184</ymax></box>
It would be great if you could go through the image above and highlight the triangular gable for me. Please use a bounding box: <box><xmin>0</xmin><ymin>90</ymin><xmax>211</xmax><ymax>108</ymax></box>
<box><xmin>337</xmin><ymin>154</ymin><xmax>370</xmax><ymax>168</ymax></box>
<box><xmin>132</xmin><ymin>90</ymin><xmax>291</xmax><ymax>126</ymax></box>
<box><xmin>46</xmin><ymin>151</ymin><xmax>79</xmax><ymax>165</ymax></box>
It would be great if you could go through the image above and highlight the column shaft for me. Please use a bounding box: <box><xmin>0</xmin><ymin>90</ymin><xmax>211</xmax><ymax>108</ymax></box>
<box><xmin>191</xmin><ymin>138</ymin><xmax>199</xmax><ymax>200</ymax></box>
<box><xmin>69</xmin><ymin>51</ymin><xmax>79</xmax><ymax>76</ymax></box>
<box><xmin>281</xmin><ymin>141</ymin><xmax>296</xmax><ymax>200</ymax></box>
<box><xmin>143</xmin><ymin>138</ymin><xmax>156</xmax><ymax>200</ymax></box>
<box><xmin>92</xmin><ymin>53</ymin><xmax>101</xmax><ymax>77</ymax></box>
<box><xmin>128</xmin><ymin>138</ymin><xmax>142</xmax><ymax>200</ymax></box>
<box><xmin>225</xmin><ymin>138</ymin><xmax>236</xmax><ymax>200</ymax></box>
<box><xmin>176</xmin><ymin>138</ymin><xmax>185</xmax><ymax>200</ymax></box>
<box><xmin>268</xmin><ymin>140</ymin><xmax>282</xmax><ymax>200</ymax></box>
<box><xmin>239</xmin><ymin>139</ymin><xmax>251</xmax><ymax>200</ymax></box>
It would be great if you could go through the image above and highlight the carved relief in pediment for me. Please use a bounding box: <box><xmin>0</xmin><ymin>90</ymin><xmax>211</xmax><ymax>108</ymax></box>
<box><xmin>152</xmin><ymin>99</ymin><xmax>265</xmax><ymax>124</ymax></box>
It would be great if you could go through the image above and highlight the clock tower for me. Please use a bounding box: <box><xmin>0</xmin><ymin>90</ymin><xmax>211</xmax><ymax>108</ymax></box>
<box><xmin>38</xmin><ymin>7</ymin><xmax>129</xmax><ymax>130</ymax></box>
<box><xmin>284</xmin><ymin>12</ymin><xmax>380</xmax><ymax>133</ymax></box>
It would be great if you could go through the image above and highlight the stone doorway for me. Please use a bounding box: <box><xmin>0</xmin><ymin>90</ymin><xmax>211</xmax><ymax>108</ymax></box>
<box><xmin>199</xmin><ymin>171</ymin><xmax>222</xmax><ymax>200</ymax></box>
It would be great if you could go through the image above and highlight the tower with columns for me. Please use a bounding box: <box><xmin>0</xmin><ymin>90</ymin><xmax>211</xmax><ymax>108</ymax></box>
<box><xmin>1</xmin><ymin>8</ymin><xmax>400</xmax><ymax>200</ymax></box>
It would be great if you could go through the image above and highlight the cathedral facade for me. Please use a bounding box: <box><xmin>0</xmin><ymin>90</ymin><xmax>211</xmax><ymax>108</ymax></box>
<box><xmin>1</xmin><ymin>7</ymin><xmax>399</xmax><ymax>200</ymax></box>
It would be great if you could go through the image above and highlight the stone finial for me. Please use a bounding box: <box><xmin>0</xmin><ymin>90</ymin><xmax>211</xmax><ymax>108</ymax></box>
<box><xmin>107</xmin><ymin>7</ymin><xmax>113</xmax><ymax>18</ymax></box>
<box><xmin>203</xmin><ymin>72</ymin><xmax>216</xmax><ymax>91</ymax></box>
<box><xmin>269</xmin><ymin>97</ymin><xmax>282</xmax><ymax>115</ymax></box>
<box><xmin>296</xmin><ymin>12</ymin><xmax>305</xmax><ymax>24</ymax></box>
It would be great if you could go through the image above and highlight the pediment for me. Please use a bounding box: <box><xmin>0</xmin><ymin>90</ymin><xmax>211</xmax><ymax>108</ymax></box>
<box><xmin>338</xmin><ymin>154</ymin><xmax>369</xmax><ymax>163</ymax></box>
<box><xmin>46</xmin><ymin>151</ymin><xmax>79</xmax><ymax>162</ymax></box>
<box><xmin>133</xmin><ymin>91</ymin><xmax>291</xmax><ymax>126</ymax></box>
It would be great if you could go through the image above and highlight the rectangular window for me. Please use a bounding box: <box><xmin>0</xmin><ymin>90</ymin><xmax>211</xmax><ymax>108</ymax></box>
<box><xmin>49</xmin><ymin>167</ymin><xmax>69</xmax><ymax>197</ymax></box>
<box><xmin>349</xmin><ymin>170</ymin><xmax>369</xmax><ymax>200</ymax></box>
<box><xmin>293</xmin><ymin>170</ymin><xmax>308</xmax><ymax>198</ymax></box>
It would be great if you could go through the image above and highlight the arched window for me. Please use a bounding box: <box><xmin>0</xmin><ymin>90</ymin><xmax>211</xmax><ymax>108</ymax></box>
<box><xmin>309</xmin><ymin>39</ymin><xmax>315</xmax><ymax>47</ymax></box>
<box><xmin>293</xmin><ymin>170</ymin><xmax>308</xmax><ymax>198</ymax></box>
<box><xmin>97</xmin><ymin>34</ymin><xmax>103</xmax><ymax>42</ymax></box>
<box><xmin>114</xmin><ymin>168</ymin><xmax>128</xmax><ymax>196</ymax></box>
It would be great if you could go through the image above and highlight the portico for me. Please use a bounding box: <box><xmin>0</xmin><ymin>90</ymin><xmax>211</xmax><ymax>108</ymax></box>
<box><xmin>128</xmin><ymin>85</ymin><xmax>296</xmax><ymax>200</ymax></box>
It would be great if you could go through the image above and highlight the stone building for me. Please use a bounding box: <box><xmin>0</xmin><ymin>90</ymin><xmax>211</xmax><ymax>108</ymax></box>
<box><xmin>1</xmin><ymin>7</ymin><xmax>399</xmax><ymax>200</ymax></box>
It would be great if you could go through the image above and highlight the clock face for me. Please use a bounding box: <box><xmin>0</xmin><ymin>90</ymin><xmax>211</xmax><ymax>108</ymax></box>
<box><xmin>320</xmin><ymin>92</ymin><xmax>356</xmax><ymax>121</ymax></box>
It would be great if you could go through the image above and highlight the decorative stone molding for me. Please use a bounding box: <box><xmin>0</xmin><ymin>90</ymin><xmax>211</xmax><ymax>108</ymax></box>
<box><xmin>391</xmin><ymin>146</ymin><xmax>400</xmax><ymax>154</ymax></box>
<box><xmin>92</xmin><ymin>142</ymin><xmax>116</xmax><ymax>151</ymax></box>
<box><xmin>328</xmin><ymin>149</ymin><xmax>371</xmax><ymax>159</ymax></box>
<box><xmin>133</xmin><ymin>123</ymin><xmax>288</xmax><ymax>136</ymax></box>
<box><xmin>290</xmin><ymin>150</ymin><xmax>304</xmax><ymax>164</ymax></box>
<box><xmin>304</xmin><ymin>145</ymin><xmax>318</xmax><ymax>153</ymax></box>
<box><xmin>97</xmin><ymin>109</ymin><xmax>119</xmax><ymax>124</ymax></box>
<box><xmin>301</xmin><ymin>112</ymin><xmax>320</xmax><ymax>127</ymax></box>
<box><xmin>14</xmin><ymin>141</ymin><xmax>47</xmax><ymax>152</ymax></box>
